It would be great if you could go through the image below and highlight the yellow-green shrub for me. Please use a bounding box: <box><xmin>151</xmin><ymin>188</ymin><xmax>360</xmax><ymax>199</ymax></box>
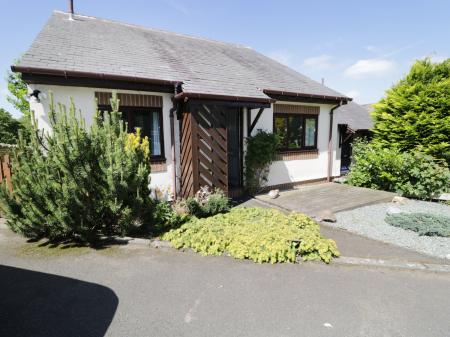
<box><xmin>162</xmin><ymin>208</ymin><xmax>339</xmax><ymax>264</ymax></box>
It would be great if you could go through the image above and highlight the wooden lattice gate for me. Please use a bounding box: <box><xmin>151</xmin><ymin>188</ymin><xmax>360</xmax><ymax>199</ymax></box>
<box><xmin>180</xmin><ymin>103</ymin><xmax>229</xmax><ymax>197</ymax></box>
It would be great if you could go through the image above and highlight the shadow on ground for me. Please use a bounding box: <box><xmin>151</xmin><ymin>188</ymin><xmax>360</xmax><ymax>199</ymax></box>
<box><xmin>29</xmin><ymin>236</ymin><xmax>130</xmax><ymax>250</ymax></box>
<box><xmin>0</xmin><ymin>265</ymin><xmax>118</xmax><ymax>337</ymax></box>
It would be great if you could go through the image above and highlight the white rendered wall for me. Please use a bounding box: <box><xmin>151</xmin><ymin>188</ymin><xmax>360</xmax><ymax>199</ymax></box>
<box><xmin>247</xmin><ymin>101</ymin><xmax>341</xmax><ymax>186</ymax></box>
<box><xmin>29</xmin><ymin>84</ymin><xmax>342</xmax><ymax>192</ymax></box>
<box><xmin>28</xmin><ymin>84</ymin><xmax>175</xmax><ymax>193</ymax></box>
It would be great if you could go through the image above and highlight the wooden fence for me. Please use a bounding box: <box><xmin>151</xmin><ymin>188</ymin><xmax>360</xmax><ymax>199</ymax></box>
<box><xmin>0</xmin><ymin>154</ymin><xmax>13</xmax><ymax>192</ymax></box>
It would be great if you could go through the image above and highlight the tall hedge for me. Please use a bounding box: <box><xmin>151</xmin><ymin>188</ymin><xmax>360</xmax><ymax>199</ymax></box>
<box><xmin>371</xmin><ymin>58</ymin><xmax>450</xmax><ymax>164</ymax></box>
<box><xmin>0</xmin><ymin>94</ymin><xmax>152</xmax><ymax>244</ymax></box>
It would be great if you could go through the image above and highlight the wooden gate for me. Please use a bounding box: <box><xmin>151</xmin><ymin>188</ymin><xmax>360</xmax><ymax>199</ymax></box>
<box><xmin>180</xmin><ymin>103</ymin><xmax>228</xmax><ymax>197</ymax></box>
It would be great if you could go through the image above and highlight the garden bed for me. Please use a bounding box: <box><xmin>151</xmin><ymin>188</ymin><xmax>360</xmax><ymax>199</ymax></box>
<box><xmin>334</xmin><ymin>200</ymin><xmax>450</xmax><ymax>260</ymax></box>
<box><xmin>162</xmin><ymin>207</ymin><xmax>339</xmax><ymax>264</ymax></box>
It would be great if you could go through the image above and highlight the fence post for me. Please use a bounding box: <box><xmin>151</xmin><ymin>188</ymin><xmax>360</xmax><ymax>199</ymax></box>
<box><xmin>0</xmin><ymin>154</ymin><xmax>13</xmax><ymax>192</ymax></box>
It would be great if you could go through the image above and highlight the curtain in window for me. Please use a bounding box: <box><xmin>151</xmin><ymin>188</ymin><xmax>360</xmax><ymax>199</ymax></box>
<box><xmin>305</xmin><ymin>118</ymin><xmax>316</xmax><ymax>147</ymax></box>
<box><xmin>287</xmin><ymin>116</ymin><xmax>302</xmax><ymax>149</ymax></box>
<box><xmin>151</xmin><ymin>111</ymin><xmax>161</xmax><ymax>156</ymax></box>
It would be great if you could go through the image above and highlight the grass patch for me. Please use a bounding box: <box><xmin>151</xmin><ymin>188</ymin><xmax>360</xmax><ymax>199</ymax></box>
<box><xmin>162</xmin><ymin>208</ymin><xmax>340</xmax><ymax>264</ymax></box>
<box><xmin>385</xmin><ymin>212</ymin><xmax>450</xmax><ymax>237</ymax></box>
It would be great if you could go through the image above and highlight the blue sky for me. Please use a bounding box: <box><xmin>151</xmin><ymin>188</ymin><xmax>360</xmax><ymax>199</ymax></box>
<box><xmin>1</xmin><ymin>0</ymin><xmax>449</xmax><ymax>117</ymax></box>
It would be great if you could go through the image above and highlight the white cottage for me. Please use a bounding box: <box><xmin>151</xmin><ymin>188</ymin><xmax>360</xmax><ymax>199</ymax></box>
<box><xmin>14</xmin><ymin>10</ymin><xmax>352</xmax><ymax>199</ymax></box>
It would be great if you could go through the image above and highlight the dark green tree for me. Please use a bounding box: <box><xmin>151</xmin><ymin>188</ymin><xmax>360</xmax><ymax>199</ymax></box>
<box><xmin>371</xmin><ymin>58</ymin><xmax>450</xmax><ymax>164</ymax></box>
<box><xmin>0</xmin><ymin>94</ymin><xmax>152</xmax><ymax>244</ymax></box>
<box><xmin>0</xmin><ymin>108</ymin><xmax>23</xmax><ymax>144</ymax></box>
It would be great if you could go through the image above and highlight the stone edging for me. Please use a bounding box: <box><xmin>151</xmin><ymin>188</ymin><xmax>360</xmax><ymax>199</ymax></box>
<box><xmin>329</xmin><ymin>256</ymin><xmax>450</xmax><ymax>273</ymax></box>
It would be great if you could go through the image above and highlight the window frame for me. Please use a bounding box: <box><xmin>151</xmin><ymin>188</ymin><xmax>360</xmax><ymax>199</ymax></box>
<box><xmin>98</xmin><ymin>105</ymin><xmax>165</xmax><ymax>162</ymax></box>
<box><xmin>273</xmin><ymin>113</ymin><xmax>318</xmax><ymax>152</ymax></box>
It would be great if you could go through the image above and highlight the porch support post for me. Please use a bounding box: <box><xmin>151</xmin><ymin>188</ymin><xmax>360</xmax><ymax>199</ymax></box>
<box><xmin>170</xmin><ymin>82</ymin><xmax>182</xmax><ymax>200</ymax></box>
<box><xmin>247</xmin><ymin>107</ymin><xmax>264</xmax><ymax>136</ymax></box>
<box><xmin>327</xmin><ymin>101</ymin><xmax>342</xmax><ymax>182</ymax></box>
<box><xmin>169</xmin><ymin>102</ymin><xmax>177</xmax><ymax>200</ymax></box>
<box><xmin>247</xmin><ymin>108</ymin><xmax>251</xmax><ymax>136</ymax></box>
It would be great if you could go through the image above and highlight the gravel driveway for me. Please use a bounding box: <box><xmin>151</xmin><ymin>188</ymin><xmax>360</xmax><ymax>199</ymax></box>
<box><xmin>334</xmin><ymin>200</ymin><xmax>450</xmax><ymax>260</ymax></box>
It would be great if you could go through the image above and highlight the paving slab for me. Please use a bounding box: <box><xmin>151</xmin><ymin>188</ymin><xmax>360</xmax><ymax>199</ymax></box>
<box><xmin>255</xmin><ymin>182</ymin><xmax>396</xmax><ymax>216</ymax></box>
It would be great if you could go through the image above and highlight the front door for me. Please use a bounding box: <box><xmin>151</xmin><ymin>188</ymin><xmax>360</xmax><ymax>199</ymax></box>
<box><xmin>339</xmin><ymin>126</ymin><xmax>353</xmax><ymax>173</ymax></box>
<box><xmin>226</xmin><ymin>108</ymin><xmax>243</xmax><ymax>194</ymax></box>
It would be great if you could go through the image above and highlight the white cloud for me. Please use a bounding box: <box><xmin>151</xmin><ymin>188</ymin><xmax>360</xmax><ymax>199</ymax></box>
<box><xmin>365</xmin><ymin>45</ymin><xmax>377</xmax><ymax>52</ymax></box>
<box><xmin>345</xmin><ymin>90</ymin><xmax>360</xmax><ymax>100</ymax></box>
<box><xmin>428</xmin><ymin>54</ymin><xmax>447</xmax><ymax>63</ymax></box>
<box><xmin>344</xmin><ymin>58</ymin><xmax>395</xmax><ymax>79</ymax></box>
<box><xmin>266</xmin><ymin>50</ymin><xmax>293</xmax><ymax>66</ymax></box>
<box><xmin>166</xmin><ymin>0</ymin><xmax>190</xmax><ymax>15</ymax></box>
<box><xmin>303</xmin><ymin>54</ymin><xmax>334</xmax><ymax>70</ymax></box>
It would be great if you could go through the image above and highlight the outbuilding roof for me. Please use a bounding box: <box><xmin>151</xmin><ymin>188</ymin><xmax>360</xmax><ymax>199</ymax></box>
<box><xmin>15</xmin><ymin>11</ymin><xmax>349</xmax><ymax>103</ymax></box>
<box><xmin>335</xmin><ymin>102</ymin><xmax>374</xmax><ymax>131</ymax></box>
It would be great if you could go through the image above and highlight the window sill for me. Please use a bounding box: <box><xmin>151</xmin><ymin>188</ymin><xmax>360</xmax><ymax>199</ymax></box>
<box><xmin>150</xmin><ymin>158</ymin><xmax>167</xmax><ymax>173</ymax></box>
<box><xmin>275</xmin><ymin>149</ymin><xmax>319</xmax><ymax>161</ymax></box>
<box><xmin>150</xmin><ymin>157</ymin><xmax>166</xmax><ymax>164</ymax></box>
<box><xmin>277</xmin><ymin>149</ymin><xmax>318</xmax><ymax>154</ymax></box>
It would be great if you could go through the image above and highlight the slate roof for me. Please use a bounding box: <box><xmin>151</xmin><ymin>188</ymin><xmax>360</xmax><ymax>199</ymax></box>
<box><xmin>335</xmin><ymin>102</ymin><xmax>373</xmax><ymax>131</ymax></box>
<box><xmin>17</xmin><ymin>11</ymin><xmax>349</xmax><ymax>102</ymax></box>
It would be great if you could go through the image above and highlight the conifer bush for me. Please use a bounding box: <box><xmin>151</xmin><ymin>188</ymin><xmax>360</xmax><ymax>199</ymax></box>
<box><xmin>385</xmin><ymin>212</ymin><xmax>450</xmax><ymax>237</ymax></box>
<box><xmin>371</xmin><ymin>58</ymin><xmax>450</xmax><ymax>164</ymax></box>
<box><xmin>0</xmin><ymin>94</ymin><xmax>152</xmax><ymax>244</ymax></box>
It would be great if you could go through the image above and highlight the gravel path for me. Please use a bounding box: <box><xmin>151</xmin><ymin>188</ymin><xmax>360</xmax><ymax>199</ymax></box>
<box><xmin>334</xmin><ymin>200</ymin><xmax>450</xmax><ymax>260</ymax></box>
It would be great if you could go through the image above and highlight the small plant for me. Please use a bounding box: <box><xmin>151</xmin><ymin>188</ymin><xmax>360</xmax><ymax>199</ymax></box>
<box><xmin>385</xmin><ymin>212</ymin><xmax>450</xmax><ymax>237</ymax></box>
<box><xmin>152</xmin><ymin>201</ymin><xmax>189</xmax><ymax>234</ymax></box>
<box><xmin>185</xmin><ymin>186</ymin><xmax>230</xmax><ymax>218</ymax></box>
<box><xmin>244</xmin><ymin>130</ymin><xmax>281</xmax><ymax>194</ymax></box>
<box><xmin>162</xmin><ymin>207</ymin><xmax>340</xmax><ymax>264</ymax></box>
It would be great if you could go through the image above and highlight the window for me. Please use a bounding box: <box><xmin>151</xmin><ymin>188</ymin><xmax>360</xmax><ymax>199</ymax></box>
<box><xmin>100</xmin><ymin>106</ymin><xmax>165</xmax><ymax>161</ymax></box>
<box><xmin>273</xmin><ymin>113</ymin><xmax>318</xmax><ymax>151</ymax></box>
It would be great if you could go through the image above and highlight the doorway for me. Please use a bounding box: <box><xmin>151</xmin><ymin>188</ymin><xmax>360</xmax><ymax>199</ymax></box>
<box><xmin>226</xmin><ymin>107</ymin><xmax>243</xmax><ymax>197</ymax></box>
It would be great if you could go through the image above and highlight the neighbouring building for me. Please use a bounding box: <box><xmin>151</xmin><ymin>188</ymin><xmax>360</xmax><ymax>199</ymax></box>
<box><xmin>335</xmin><ymin>102</ymin><xmax>374</xmax><ymax>172</ymax></box>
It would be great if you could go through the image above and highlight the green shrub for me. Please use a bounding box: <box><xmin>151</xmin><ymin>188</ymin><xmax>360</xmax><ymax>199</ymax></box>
<box><xmin>162</xmin><ymin>207</ymin><xmax>340</xmax><ymax>264</ymax></box>
<box><xmin>152</xmin><ymin>201</ymin><xmax>189</xmax><ymax>234</ymax></box>
<box><xmin>347</xmin><ymin>139</ymin><xmax>450</xmax><ymax>199</ymax></box>
<box><xmin>385</xmin><ymin>212</ymin><xmax>450</xmax><ymax>237</ymax></box>
<box><xmin>371</xmin><ymin>58</ymin><xmax>450</xmax><ymax>164</ymax></box>
<box><xmin>0</xmin><ymin>94</ymin><xmax>152</xmax><ymax>244</ymax></box>
<box><xmin>0</xmin><ymin>108</ymin><xmax>25</xmax><ymax>144</ymax></box>
<box><xmin>185</xmin><ymin>186</ymin><xmax>230</xmax><ymax>218</ymax></box>
<box><xmin>244</xmin><ymin>130</ymin><xmax>281</xmax><ymax>194</ymax></box>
